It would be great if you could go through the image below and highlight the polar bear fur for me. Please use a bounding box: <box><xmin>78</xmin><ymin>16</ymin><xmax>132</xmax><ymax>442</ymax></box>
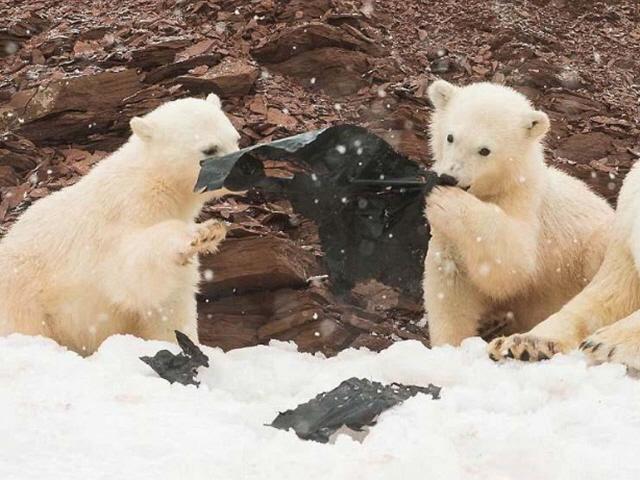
<box><xmin>488</xmin><ymin>161</ymin><xmax>640</xmax><ymax>369</ymax></box>
<box><xmin>424</xmin><ymin>80</ymin><xmax>614</xmax><ymax>348</ymax></box>
<box><xmin>0</xmin><ymin>94</ymin><xmax>239</xmax><ymax>355</ymax></box>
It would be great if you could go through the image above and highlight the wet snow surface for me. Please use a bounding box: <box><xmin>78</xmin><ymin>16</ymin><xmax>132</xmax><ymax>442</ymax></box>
<box><xmin>2</xmin><ymin>334</ymin><xmax>640</xmax><ymax>480</ymax></box>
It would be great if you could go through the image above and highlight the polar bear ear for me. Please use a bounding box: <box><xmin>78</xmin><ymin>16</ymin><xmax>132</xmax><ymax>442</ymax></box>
<box><xmin>524</xmin><ymin>110</ymin><xmax>550</xmax><ymax>139</ymax></box>
<box><xmin>130</xmin><ymin>117</ymin><xmax>155</xmax><ymax>142</ymax></box>
<box><xmin>206</xmin><ymin>93</ymin><xmax>222</xmax><ymax>109</ymax></box>
<box><xmin>428</xmin><ymin>80</ymin><xmax>457</xmax><ymax>110</ymax></box>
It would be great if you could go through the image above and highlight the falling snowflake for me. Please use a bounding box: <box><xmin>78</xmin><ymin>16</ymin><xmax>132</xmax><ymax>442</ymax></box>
<box><xmin>203</xmin><ymin>269</ymin><xmax>214</xmax><ymax>281</ymax></box>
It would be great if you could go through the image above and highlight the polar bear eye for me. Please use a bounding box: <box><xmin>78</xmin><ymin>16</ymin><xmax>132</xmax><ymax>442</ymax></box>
<box><xmin>446</xmin><ymin>134</ymin><xmax>454</xmax><ymax>143</ymax></box>
<box><xmin>479</xmin><ymin>147</ymin><xmax>491</xmax><ymax>156</ymax></box>
<box><xmin>202</xmin><ymin>146</ymin><xmax>219</xmax><ymax>157</ymax></box>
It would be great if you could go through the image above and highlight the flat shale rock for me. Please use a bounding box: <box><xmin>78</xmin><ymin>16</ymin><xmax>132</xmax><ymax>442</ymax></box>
<box><xmin>198</xmin><ymin>279</ymin><xmax>425</xmax><ymax>355</ymax></box>
<box><xmin>252</xmin><ymin>22</ymin><xmax>384</xmax><ymax>63</ymax></box>
<box><xmin>199</xmin><ymin>236</ymin><xmax>321</xmax><ymax>297</ymax></box>
<box><xmin>4</xmin><ymin>70</ymin><xmax>142</xmax><ymax>145</ymax></box>
<box><xmin>557</xmin><ymin>132</ymin><xmax>614</xmax><ymax>163</ymax></box>
<box><xmin>252</xmin><ymin>22</ymin><xmax>390</xmax><ymax>96</ymax></box>
<box><xmin>177</xmin><ymin>58</ymin><xmax>259</xmax><ymax>96</ymax></box>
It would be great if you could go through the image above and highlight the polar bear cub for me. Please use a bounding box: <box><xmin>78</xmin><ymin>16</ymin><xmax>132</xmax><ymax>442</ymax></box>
<box><xmin>424</xmin><ymin>80</ymin><xmax>613</xmax><ymax>348</ymax></box>
<box><xmin>488</xmin><ymin>161</ymin><xmax>640</xmax><ymax>368</ymax></box>
<box><xmin>0</xmin><ymin>94</ymin><xmax>239</xmax><ymax>355</ymax></box>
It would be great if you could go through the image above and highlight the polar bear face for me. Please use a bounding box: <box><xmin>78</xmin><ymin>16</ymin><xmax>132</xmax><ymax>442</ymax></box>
<box><xmin>129</xmin><ymin>94</ymin><xmax>240</xmax><ymax>178</ymax></box>
<box><xmin>428</xmin><ymin>81</ymin><xmax>549</xmax><ymax>194</ymax></box>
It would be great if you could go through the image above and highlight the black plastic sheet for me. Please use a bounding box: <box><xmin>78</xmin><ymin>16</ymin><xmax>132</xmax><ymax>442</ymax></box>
<box><xmin>270</xmin><ymin>377</ymin><xmax>441</xmax><ymax>443</ymax></box>
<box><xmin>196</xmin><ymin>125</ymin><xmax>456</xmax><ymax>298</ymax></box>
<box><xmin>140</xmin><ymin>331</ymin><xmax>210</xmax><ymax>386</ymax></box>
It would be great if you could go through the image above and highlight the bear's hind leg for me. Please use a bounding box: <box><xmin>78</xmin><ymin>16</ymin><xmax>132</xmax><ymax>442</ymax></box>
<box><xmin>488</xmin><ymin>243</ymin><xmax>640</xmax><ymax>362</ymax></box>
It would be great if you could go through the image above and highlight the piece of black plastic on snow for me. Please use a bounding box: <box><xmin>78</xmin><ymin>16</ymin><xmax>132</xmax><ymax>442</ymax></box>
<box><xmin>140</xmin><ymin>330</ymin><xmax>210</xmax><ymax>386</ymax></box>
<box><xmin>270</xmin><ymin>377</ymin><xmax>441</xmax><ymax>443</ymax></box>
<box><xmin>196</xmin><ymin>125</ymin><xmax>458</xmax><ymax>299</ymax></box>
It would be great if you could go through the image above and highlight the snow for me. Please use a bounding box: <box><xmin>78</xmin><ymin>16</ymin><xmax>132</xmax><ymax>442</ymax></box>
<box><xmin>2</xmin><ymin>334</ymin><xmax>640</xmax><ymax>480</ymax></box>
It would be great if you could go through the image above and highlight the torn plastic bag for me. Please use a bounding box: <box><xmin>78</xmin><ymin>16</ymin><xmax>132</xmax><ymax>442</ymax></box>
<box><xmin>196</xmin><ymin>125</ymin><xmax>457</xmax><ymax>299</ymax></box>
<box><xmin>269</xmin><ymin>377</ymin><xmax>441</xmax><ymax>443</ymax></box>
<box><xmin>140</xmin><ymin>330</ymin><xmax>209</xmax><ymax>386</ymax></box>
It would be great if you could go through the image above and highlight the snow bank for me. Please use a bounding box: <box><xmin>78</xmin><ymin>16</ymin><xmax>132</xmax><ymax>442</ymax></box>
<box><xmin>2</xmin><ymin>334</ymin><xmax>640</xmax><ymax>480</ymax></box>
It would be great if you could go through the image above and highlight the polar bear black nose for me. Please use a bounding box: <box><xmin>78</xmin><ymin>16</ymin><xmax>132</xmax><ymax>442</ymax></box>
<box><xmin>438</xmin><ymin>173</ymin><xmax>458</xmax><ymax>187</ymax></box>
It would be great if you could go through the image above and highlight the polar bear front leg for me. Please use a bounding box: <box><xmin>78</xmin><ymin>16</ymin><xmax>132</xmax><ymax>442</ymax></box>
<box><xmin>105</xmin><ymin>219</ymin><xmax>227</xmax><ymax>310</ymax></box>
<box><xmin>176</xmin><ymin>219</ymin><xmax>227</xmax><ymax>266</ymax></box>
<box><xmin>424</xmin><ymin>244</ymin><xmax>491</xmax><ymax>346</ymax></box>
<box><xmin>426</xmin><ymin>187</ymin><xmax>537</xmax><ymax>301</ymax></box>
<box><xmin>136</xmin><ymin>291</ymin><xmax>199</xmax><ymax>343</ymax></box>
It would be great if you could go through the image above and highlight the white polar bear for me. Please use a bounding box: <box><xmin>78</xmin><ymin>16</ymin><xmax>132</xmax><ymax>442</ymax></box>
<box><xmin>0</xmin><ymin>94</ymin><xmax>239</xmax><ymax>355</ymax></box>
<box><xmin>423</xmin><ymin>80</ymin><xmax>614</xmax><ymax>349</ymax></box>
<box><xmin>488</xmin><ymin>161</ymin><xmax>640</xmax><ymax>368</ymax></box>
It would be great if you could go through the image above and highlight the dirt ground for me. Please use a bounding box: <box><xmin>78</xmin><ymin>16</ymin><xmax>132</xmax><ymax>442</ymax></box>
<box><xmin>1</xmin><ymin>0</ymin><xmax>639</xmax><ymax>353</ymax></box>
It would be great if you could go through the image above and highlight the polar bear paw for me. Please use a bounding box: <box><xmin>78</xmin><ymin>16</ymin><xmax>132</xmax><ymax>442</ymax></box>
<box><xmin>580</xmin><ymin>324</ymin><xmax>640</xmax><ymax>372</ymax></box>
<box><xmin>177</xmin><ymin>220</ymin><xmax>227</xmax><ymax>265</ymax></box>
<box><xmin>487</xmin><ymin>334</ymin><xmax>566</xmax><ymax>362</ymax></box>
<box><xmin>425</xmin><ymin>186</ymin><xmax>469</xmax><ymax>231</ymax></box>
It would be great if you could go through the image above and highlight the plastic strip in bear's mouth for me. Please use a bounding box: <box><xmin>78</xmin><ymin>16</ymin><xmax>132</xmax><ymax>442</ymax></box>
<box><xmin>195</xmin><ymin>124</ymin><xmax>460</xmax><ymax>299</ymax></box>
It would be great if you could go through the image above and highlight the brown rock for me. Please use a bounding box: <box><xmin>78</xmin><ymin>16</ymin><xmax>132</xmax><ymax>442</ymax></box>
<box><xmin>350</xmin><ymin>333</ymin><xmax>394</xmax><ymax>352</ymax></box>
<box><xmin>252</xmin><ymin>22</ymin><xmax>392</xmax><ymax>96</ymax></box>
<box><xmin>248</xmin><ymin>96</ymin><xmax>268</xmax><ymax>115</ymax></box>
<box><xmin>198</xmin><ymin>292</ymin><xmax>270</xmax><ymax>351</ymax></box>
<box><xmin>266</xmin><ymin>108</ymin><xmax>298</xmax><ymax>128</ymax></box>
<box><xmin>144</xmin><ymin>54</ymin><xmax>221</xmax><ymax>84</ymax></box>
<box><xmin>199</xmin><ymin>236</ymin><xmax>321</xmax><ymax>297</ymax></box>
<box><xmin>0</xmin><ymin>138</ymin><xmax>41</xmax><ymax>172</ymax></box>
<box><xmin>557</xmin><ymin>132</ymin><xmax>613</xmax><ymax>162</ymax></box>
<box><xmin>512</xmin><ymin>59</ymin><xmax>562</xmax><ymax>89</ymax></box>
<box><xmin>547</xmin><ymin>93</ymin><xmax>603</xmax><ymax>117</ymax></box>
<box><xmin>0</xmin><ymin>166</ymin><xmax>17</xmax><ymax>187</ymax></box>
<box><xmin>264</xmin><ymin>47</ymin><xmax>370</xmax><ymax>96</ymax></box>
<box><xmin>377</xmin><ymin>129</ymin><xmax>429</xmax><ymax>162</ymax></box>
<box><xmin>252</xmin><ymin>22</ymin><xmax>384</xmax><ymax>64</ymax></box>
<box><xmin>10</xmin><ymin>70</ymin><xmax>141</xmax><ymax>123</ymax></box>
<box><xmin>130</xmin><ymin>39</ymin><xmax>192</xmax><ymax>69</ymax></box>
<box><xmin>177</xmin><ymin>58</ymin><xmax>259</xmax><ymax>96</ymax></box>
<box><xmin>274</xmin><ymin>318</ymin><xmax>354</xmax><ymax>355</ymax></box>
<box><xmin>7</xmin><ymin>70</ymin><xmax>142</xmax><ymax>146</ymax></box>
